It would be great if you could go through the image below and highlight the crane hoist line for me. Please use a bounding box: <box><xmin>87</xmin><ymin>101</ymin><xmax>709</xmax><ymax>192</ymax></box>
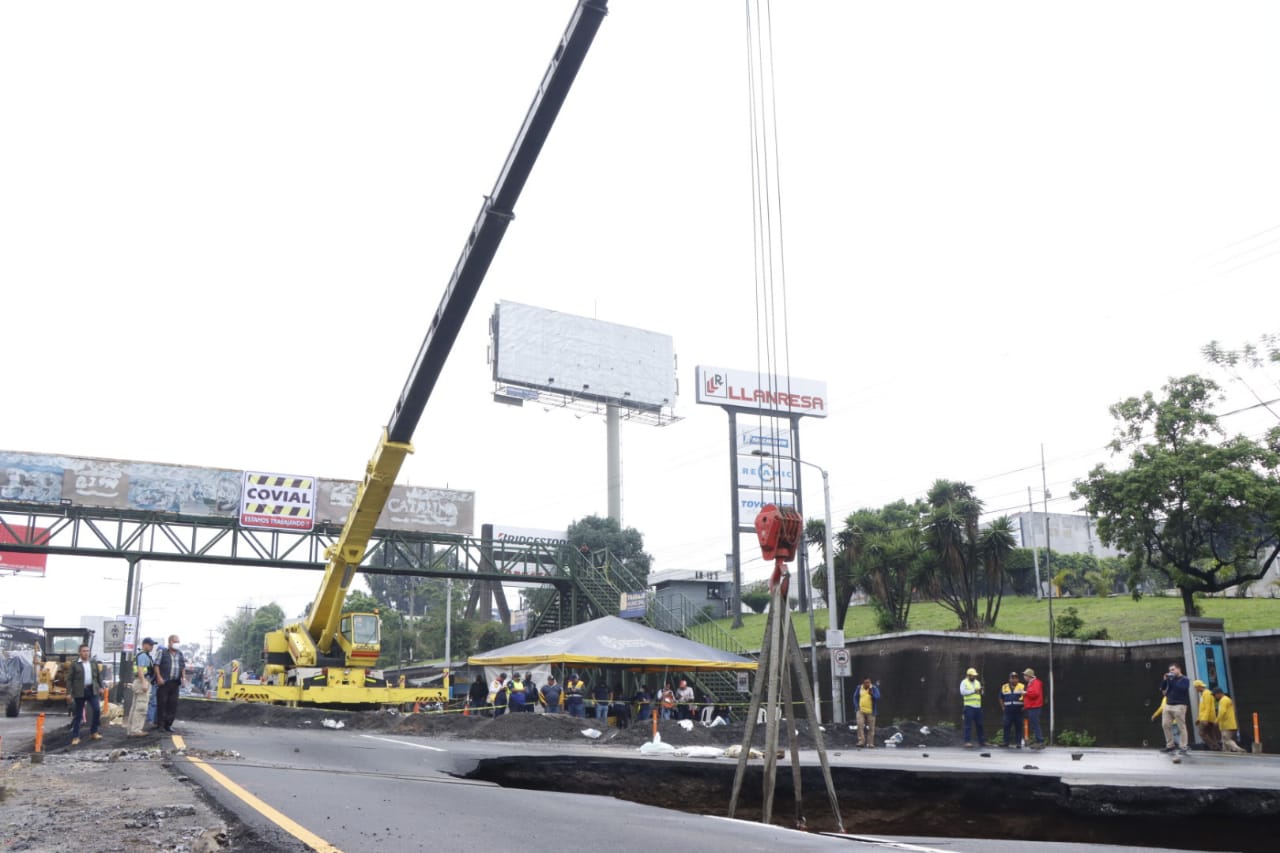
<box><xmin>217</xmin><ymin>0</ymin><xmax>610</xmax><ymax>708</ymax></box>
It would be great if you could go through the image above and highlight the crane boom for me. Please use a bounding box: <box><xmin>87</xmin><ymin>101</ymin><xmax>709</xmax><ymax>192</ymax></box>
<box><xmin>277</xmin><ymin>0</ymin><xmax>608</xmax><ymax>672</ymax></box>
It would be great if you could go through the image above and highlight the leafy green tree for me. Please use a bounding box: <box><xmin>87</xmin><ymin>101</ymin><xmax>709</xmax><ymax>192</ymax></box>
<box><xmin>1003</xmin><ymin>549</ymin><xmax>1041</xmax><ymax>596</ymax></box>
<box><xmin>740</xmin><ymin>580</ymin><xmax>772</xmax><ymax>614</ymax></box>
<box><xmin>806</xmin><ymin>516</ymin><xmax>857</xmax><ymax>629</ymax></box>
<box><xmin>842</xmin><ymin>501</ymin><xmax>927</xmax><ymax>633</ymax></box>
<box><xmin>472</xmin><ymin>621</ymin><xmax>510</xmax><ymax>653</ymax></box>
<box><xmin>215</xmin><ymin>602</ymin><xmax>285</xmax><ymax>671</ymax></box>
<box><xmin>416</xmin><ymin>582</ymin><xmax>471</xmax><ymax>659</ymax></box>
<box><xmin>1074</xmin><ymin>375</ymin><xmax>1280</xmax><ymax>615</ymax></box>
<box><xmin>920</xmin><ymin>480</ymin><xmax>1015</xmax><ymax>630</ymax></box>
<box><xmin>568</xmin><ymin>515</ymin><xmax>653</xmax><ymax>586</ymax></box>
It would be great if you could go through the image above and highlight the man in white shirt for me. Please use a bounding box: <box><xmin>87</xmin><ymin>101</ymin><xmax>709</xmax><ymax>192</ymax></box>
<box><xmin>67</xmin><ymin>644</ymin><xmax>104</xmax><ymax>746</ymax></box>
<box><xmin>676</xmin><ymin>679</ymin><xmax>695</xmax><ymax>720</ymax></box>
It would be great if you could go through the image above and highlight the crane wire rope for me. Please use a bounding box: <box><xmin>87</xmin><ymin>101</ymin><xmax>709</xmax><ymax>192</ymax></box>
<box><xmin>744</xmin><ymin>0</ymin><xmax>793</xmax><ymax>511</ymax></box>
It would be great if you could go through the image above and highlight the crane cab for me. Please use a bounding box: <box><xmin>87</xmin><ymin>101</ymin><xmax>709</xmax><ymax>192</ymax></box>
<box><xmin>335</xmin><ymin>612</ymin><xmax>381</xmax><ymax>666</ymax></box>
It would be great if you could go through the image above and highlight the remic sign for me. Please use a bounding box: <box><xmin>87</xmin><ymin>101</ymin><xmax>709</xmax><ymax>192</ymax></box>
<box><xmin>694</xmin><ymin>366</ymin><xmax>827</xmax><ymax>417</ymax></box>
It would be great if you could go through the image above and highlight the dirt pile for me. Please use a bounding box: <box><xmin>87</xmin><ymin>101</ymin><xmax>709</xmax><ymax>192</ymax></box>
<box><xmin>175</xmin><ymin>697</ymin><xmax>962</xmax><ymax>752</ymax></box>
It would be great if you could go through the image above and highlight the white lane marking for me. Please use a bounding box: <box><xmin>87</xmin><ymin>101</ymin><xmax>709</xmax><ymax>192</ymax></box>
<box><xmin>703</xmin><ymin>818</ymin><xmax>956</xmax><ymax>851</ymax></box>
<box><xmin>359</xmin><ymin>734</ymin><xmax>447</xmax><ymax>752</ymax></box>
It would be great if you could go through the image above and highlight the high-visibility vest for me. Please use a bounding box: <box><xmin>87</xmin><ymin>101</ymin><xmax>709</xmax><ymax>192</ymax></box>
<box><xmin>961</xmin><ymin>679</ymin><xmax>983</xmax><ymax>708</ymax></box>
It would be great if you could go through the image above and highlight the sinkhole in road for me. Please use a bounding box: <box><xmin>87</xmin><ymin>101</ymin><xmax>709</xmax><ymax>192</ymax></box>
<box><xmin>466</xmin><ymin>755</ymin><xmax>1276</xmax><ymax>851</ymax></box>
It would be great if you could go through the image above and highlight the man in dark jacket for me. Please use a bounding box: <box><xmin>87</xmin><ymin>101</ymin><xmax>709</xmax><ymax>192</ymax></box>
<box><xmin>540</xmin><ymin>676</ymin><xmax>563</xmax><ymax>713</ymax></box>
<box><xmin>1160</xmin><ymin>663</ymin><xmax>1192</xmax><ymax>753</ymax></box>
<box><xmin>1000</xmin><ymin>672</ymin><xmax>1025</xmax><ymax>748</ymax></box>
<box><xmin>151</xmin><ymin>634</ymin><xmax>186</xmax><ymax>733</ymax></box>
<box><xmin>467</xmin><ymin>674</ymin><xmax>489</xmax><ymax>713</ymax></box>
<box><xmin>523</xmin><ymin>673</ymin><xmax>538</xmax><ymax>712</ymax></box>
<box><xmin>592</xmin><ymin>680</ymin><xmax>611</xmax><ymax>722</ymax></box>
<box><xmin>67</xmin><ymin>644</ymin><xmax>104</xmax><ymax>745</ymax></box>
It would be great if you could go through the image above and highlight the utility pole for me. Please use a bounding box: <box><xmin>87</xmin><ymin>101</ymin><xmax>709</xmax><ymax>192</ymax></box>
<box><xmin>1041</xmin><ymin>444</ymin><xmax>1055</xmax><ymax>745</ymax></box>
<box><xmin>1027</xmin><ymin>487</ymin><xmax>1041</xmax><ymax>600</ymax></box>
<box><xmin>238</xmin><ymin>605</ymin><xmax>254</xmax><ymax>670</ymax></box>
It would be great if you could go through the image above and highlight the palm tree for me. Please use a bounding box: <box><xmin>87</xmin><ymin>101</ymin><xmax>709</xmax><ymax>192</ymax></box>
<box><xmin>845</xmin><ymin>501</ymin><xmax>926</xmax><ymax>632</ymax></box>
<box><xmin>978</xmin><ymin>516</ymin><xmax>1017</xmax><ymax>627</ymax></box>
<box><xmin>805</xmin><ymin>516</ymin><xmax>860</xmax><ymax>631</ymax></box>
<box><xmin>923</xmin><ymin>480</ymin><xmax>985</xmax><ymax>630</ymax></box>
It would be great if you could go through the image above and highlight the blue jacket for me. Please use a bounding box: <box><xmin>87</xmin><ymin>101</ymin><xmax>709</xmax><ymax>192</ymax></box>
<box><xmin>1163</xmin><ymin>674</ymin><xmax>1191</xmax><ymax>706</ymax></box>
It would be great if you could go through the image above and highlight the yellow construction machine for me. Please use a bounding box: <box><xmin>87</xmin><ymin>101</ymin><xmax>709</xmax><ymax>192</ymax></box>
<box><xmin>217</xmin><ymin>0</ymin><xmax>608</xmax><ymax>707</ymax></box>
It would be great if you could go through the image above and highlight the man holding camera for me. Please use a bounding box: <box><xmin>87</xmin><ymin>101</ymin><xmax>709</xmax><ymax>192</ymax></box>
<box><xmin>1160</xmin><ymin>663</ymin><xmax>1191</xmax><ymax>753</ymax></box>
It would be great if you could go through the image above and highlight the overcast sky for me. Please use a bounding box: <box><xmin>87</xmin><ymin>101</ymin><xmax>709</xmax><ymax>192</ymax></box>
<box><xmin>2</xmin><ymin>1</ymin><xmax>1276</xmax><ymax>655</ymax></box>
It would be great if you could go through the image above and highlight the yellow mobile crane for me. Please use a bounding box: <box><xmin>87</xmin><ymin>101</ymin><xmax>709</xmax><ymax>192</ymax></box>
<box><xmin>218</xmin><ymin>0</ymin><xmax>609</xmax><ymax>707</ymax></box>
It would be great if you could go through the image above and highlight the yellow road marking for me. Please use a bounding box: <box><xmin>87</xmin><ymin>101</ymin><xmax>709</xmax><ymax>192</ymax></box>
<box><xmin>172</xmin><ymin>734</ymin><xmax>343</xmax><ymax>852</ymax></box>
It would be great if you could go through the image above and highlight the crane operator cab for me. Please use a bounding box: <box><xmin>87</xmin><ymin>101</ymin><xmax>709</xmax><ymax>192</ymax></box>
<box><xmin>337</xmin><ymin>612</ymin><xmax>381</xmax><ymax>661</ymax></box>
<box><xmin>262</xmin><ymin>610</ymin><xmax>386</xmax><ymax>692</ymax></box>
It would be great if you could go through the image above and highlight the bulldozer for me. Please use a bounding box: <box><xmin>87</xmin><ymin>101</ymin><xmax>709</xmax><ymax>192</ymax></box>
<box><xmin>1</xmin><ymin>627</ymin><xmax>96</xmax><ymax>715</ymax></box>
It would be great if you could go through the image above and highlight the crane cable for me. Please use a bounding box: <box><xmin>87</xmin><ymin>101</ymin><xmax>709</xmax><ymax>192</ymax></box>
<box><xmin>745</xmin><ymin>0</ymin><xmax>792</xmax><ymax>509</ymax></box>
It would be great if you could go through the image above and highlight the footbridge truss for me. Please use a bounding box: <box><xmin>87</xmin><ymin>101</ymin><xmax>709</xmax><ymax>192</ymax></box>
<box><xmin>0</xmin><ymin>499</ymin><xmax>636</xmax><ymax>626</ymax></box>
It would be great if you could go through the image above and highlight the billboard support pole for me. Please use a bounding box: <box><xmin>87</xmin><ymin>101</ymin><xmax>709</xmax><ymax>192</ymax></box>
<box><xmin>729</xmin><ymin>411</ymin><xmax>743</xmax><ymax>629</ymax></box>
<box><xmin>607</xmin><ymin>404</ymin><xmax>622</xmax><ymax>522</ymax></box>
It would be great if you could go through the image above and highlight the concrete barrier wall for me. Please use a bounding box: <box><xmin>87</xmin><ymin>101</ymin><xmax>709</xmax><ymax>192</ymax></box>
<box><xmin>821</xmin><ymin>629</ymin><xmax>1280</xmax><ymax>751</ymax></box>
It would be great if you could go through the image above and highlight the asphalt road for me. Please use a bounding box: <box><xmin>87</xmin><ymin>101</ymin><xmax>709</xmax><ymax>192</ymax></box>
<box><xmin>171</xmin><ymin>721</ymin><xmax>1251</xmax><ymax>853</ymax></box>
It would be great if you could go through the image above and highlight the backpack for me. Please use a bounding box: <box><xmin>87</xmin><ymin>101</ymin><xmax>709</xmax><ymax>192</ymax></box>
<box><xmin>135</xmin><ymin>651</ymin><xmax>155</xmax><ymax>683</ymax></box>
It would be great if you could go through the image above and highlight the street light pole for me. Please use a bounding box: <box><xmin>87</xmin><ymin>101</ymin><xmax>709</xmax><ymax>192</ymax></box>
<box><xmin>815</xmin><ymin>465</ymin><xmax>844</xmax><ymax>723</ymax></box>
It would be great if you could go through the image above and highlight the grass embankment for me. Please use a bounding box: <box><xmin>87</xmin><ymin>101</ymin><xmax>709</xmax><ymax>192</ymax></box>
<box><xmin>714</xmin><ymin>594</ymin><xmax>1280</xmax><ymax>651</ymax></box>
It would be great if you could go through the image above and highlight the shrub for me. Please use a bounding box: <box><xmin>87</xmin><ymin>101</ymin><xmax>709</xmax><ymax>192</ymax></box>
<box><xmin>1056</xmin><ymin>729</ymin><xmax>1096</xmax><ymax>747</ymax></box>
<box><xmin>1054</xmin><ymin>606</ymin><xmax>1084</xmax><ymax>638</ymax></box>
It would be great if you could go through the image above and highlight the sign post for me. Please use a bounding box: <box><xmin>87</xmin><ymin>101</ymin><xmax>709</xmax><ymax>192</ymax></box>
<box><xmin>102</xmin><ymin>620</ymin><xmax>126</xmax><ymax>654</ymax></box>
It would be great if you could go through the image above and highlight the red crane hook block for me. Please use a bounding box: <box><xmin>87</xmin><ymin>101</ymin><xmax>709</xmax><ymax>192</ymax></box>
<box><xmin>755</xmin><ymin>503</ymin><xmax>803</xmax><ymax>562</ymax></box>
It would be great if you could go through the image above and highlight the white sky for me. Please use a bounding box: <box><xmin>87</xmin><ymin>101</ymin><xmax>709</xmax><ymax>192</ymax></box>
<box><xmin>2</xmin><ymin>1</ymin><xmax>1276</xmax><ymax>653</ymax></box>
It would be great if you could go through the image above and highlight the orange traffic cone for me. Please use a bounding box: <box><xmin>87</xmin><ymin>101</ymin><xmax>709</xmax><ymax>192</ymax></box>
<box><xmin>464</xmin><ymin>701</ymin><xmax>470</xmax><ymax>717</ymax></box>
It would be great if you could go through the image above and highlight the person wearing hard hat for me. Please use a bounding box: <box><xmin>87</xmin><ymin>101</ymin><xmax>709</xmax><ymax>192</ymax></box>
<box><xmin>1212</xmin><ymin>687</ymin><xmax>1247</xmax><ymax>753</ymax></box>
<box><xmin>959</xmin><ymin>667</ymin><xmax>985</xmax><ymax>748</ymax></box>
<box><xmin>1194</xmin><ymin>679</ymin><xmax>1220</xmax><ymax>750</ymax></box>
<box><xmin>1000</xmin><ymin>672</ymin><xmax>1025</xmax><ymax>749</ymax></box>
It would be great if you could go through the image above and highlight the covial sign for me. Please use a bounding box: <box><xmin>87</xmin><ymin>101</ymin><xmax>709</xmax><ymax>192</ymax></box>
<box><xmin>240</xmin><ymin>472</ymin><xmax>317</xmax><ymax>531</ymax></box>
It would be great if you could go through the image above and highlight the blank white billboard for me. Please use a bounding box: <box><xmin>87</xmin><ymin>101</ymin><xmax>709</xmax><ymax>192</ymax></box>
<box><xmin>490</xmin><ymin>301</ymin><xmax>676</xmax><ymax>411</ymax></box>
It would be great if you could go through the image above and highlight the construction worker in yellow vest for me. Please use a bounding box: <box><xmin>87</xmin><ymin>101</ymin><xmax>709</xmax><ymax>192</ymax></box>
<box><xmin>960</xmin><ymin>667</ymin><xmax>986</xmax><ymax>747</ymax></box>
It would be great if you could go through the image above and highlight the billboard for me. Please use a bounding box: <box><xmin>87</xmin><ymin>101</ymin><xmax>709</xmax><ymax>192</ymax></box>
<box><xmin>695</xmin><ymin>365</ymin><xmax>827</xmax><ymax>418</ymax></box>
<box><xmin>1</xmin><ymin>450</ymin><xmax>474</xmax><ymax>537</ymax></box>
<box><xmin>490</xmin><ymin>525</ymin><xmax>570</xmax><ymax>548</ymax></box>
<box><xmin>240</xmin><ymin>472</ymin><xmax>317</xmax><ymax>532</ymax></box>
<box><xmin>737</xmin><ymin>423</ymin><xmax>792</xmax><ymax>455</ymax></box>
<box><xmin>737</xmin><ymin>488</ymin><xmax>797</xmax><ymax>532</ymax></box>
<box><xmin>737</xmin><ymin>456</ymin><xmax>795</xmax><ymax>490</ymax></box>
<box><xmin>316</xmin><ymin>480</ymin><xmax>474</xmax><ymax>535</ymax></box>
<box><xmin>0</xmin><ymin>525</ymin><xmax>48</xmax><ymax>575</ymax></box>
<box><xmin>490</xmin><ymin>301</ymin><xmax>677</xmax><ymax>411</ymax></box>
